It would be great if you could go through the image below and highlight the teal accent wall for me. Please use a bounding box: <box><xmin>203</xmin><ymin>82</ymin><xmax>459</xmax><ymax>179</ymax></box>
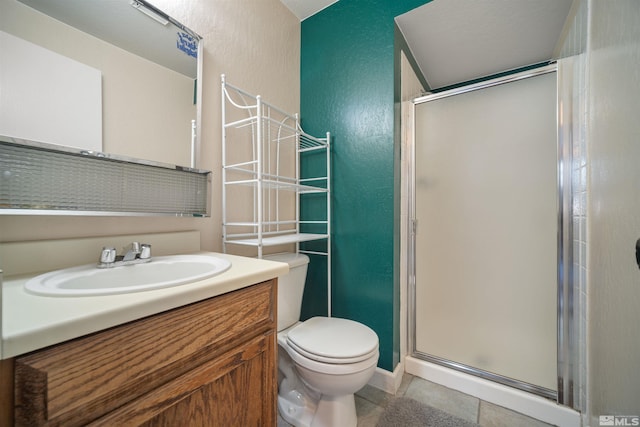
<box><xmin>300</xmin><ymin>0</ymin><xmax>428</xmax><ymax>372</ymax></box>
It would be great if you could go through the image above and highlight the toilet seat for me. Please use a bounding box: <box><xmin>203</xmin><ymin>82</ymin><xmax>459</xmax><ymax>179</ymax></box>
<box><xmin>286</xmin><ymin>317</ymin><xmax>379</xmax><ymax>364</ymax></box>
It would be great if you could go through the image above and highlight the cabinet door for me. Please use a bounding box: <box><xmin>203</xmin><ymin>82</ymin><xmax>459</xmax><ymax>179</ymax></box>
<box><xmin>15</xmin><ymin>280</ymin><xmax>276</xmax><ymax>426</ymax></box>
<box><xmin>89</xmin><ymin>331</ymin><xmax>276</xmax><ymax>427</ymax></box>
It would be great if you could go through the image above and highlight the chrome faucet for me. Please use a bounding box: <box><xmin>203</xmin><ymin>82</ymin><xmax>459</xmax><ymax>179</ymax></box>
<box><xmin>98</xmin><ymin>242</ymin><xmax>151</xmax><ymax>268</ymax></box>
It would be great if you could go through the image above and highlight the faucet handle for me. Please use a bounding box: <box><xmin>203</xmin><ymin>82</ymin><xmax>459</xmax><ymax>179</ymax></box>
<box><xmin>100</xmin><ymin>247</ymin><xmax>116</xmax><ymax>264</ymax></box>
<box><xmin>139</xmin><ymin>243</ymin><xmax>152</xmax><ymax>260</ymax></box>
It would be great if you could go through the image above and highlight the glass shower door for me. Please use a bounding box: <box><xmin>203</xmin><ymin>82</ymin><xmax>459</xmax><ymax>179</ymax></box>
<box><xmin>412</xmin><ymin>71</ymin><xmax>558</xmax><ymax>393</ymax></box>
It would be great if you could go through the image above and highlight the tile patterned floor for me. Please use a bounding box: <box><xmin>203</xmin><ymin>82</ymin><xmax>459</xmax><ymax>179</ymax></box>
<box><xmin>278</xmin><ymin>374</ymin><xmax>556</xmax><ymax>427</ymax></box>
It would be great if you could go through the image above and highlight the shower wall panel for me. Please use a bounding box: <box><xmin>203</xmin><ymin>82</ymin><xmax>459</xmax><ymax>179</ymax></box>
<box><xmin>413</xmin><ymin>72</ymin><xmax>558</xmax><ymax>391</ymax></box>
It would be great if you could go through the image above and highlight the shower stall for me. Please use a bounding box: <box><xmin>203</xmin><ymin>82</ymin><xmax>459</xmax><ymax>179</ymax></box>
<box><xmin>407</xmin><ymin>65</ymin><xmax>579</xmax><ymax>420</ymax></box>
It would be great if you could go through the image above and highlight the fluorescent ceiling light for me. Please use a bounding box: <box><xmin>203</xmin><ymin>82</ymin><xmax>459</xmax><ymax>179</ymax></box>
<box><xmin>130</xmin><ymin>0</ymin><xmax>169</xmax><ymax>26</ymax></box>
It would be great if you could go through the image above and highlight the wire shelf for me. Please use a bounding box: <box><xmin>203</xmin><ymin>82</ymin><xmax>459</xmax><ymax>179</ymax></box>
<box><xmin>224</xmin><ymin>233</ymin><xmax>329</xmax><ymax>247</ymax></box>
<box><xmin>221</xmin><ymin>74</ymin><xmax>332</xmax><ymax>314</ymax></box>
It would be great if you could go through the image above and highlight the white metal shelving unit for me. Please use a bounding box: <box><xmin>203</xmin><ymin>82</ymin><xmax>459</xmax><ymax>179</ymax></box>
<box><xmin>221</xmin><ymin>75</ymin><xmax>331</xmax><ymax>308</ymax></box>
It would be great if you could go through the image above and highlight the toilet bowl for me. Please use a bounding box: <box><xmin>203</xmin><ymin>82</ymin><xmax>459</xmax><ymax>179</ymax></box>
<box><xmin>264</xmin><ymin>253</ymin><xmax>379</xmax><ymax>427</ymax></box>
<box><xmin>278</xmin><ymin>317</ymin><xmax>379</xmax><ymax>427</ymax></box>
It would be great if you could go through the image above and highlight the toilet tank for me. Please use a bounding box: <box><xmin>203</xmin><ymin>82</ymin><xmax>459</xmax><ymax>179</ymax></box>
<box><xmin>263</xmin><ymin>252</ymin><xmax>309</xmax><ymax>332</ymax></box>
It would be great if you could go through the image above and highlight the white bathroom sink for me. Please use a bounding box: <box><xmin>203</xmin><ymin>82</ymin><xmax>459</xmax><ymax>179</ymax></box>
<box><xmin>25</xmin><ymin>254</ymin><xmax>232</xmax><ymax>297</ymax></box>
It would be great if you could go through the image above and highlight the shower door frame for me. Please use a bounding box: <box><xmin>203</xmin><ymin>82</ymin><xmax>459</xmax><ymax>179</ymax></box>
<box><xmin>407</xmin><ymin>64</ymin><xmax>575</xmax><ymax>406</ymax></box>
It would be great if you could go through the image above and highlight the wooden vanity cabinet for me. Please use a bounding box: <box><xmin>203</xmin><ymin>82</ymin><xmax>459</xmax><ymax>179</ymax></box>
<box><xmin>13</xmin><ymin>279</ymin><xmax>278</xmax><ymax>427</ymax></box>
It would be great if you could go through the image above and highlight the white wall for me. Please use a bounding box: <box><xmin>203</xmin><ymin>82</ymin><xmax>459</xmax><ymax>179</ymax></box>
<box><xmin>586</xmin><ymin>0</ymin><xmax>640</xmax><ymax>422</ymax></box>
<box><xmin>0</xmin><ymin>0</ymin><xmax>300</xmax><ymax>252</ymax></box>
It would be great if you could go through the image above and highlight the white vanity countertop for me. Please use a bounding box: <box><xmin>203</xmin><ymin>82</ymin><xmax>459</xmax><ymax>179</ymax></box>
<box><xmin>1</xmin><ymin>252</ymin><xmax>288</xmax><ymax>359</ymax></box>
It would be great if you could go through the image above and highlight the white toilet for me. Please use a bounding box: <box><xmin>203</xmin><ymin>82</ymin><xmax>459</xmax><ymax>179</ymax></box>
<box><xmin>264</xmin><ymin>252</ymin><xmax>379</xmax><ymax>427</ymax></box>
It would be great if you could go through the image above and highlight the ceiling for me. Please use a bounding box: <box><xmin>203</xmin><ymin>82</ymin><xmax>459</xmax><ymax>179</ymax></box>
<box><xmin>21</xmin><ymin>0</ymin><xmax>574</xmax><ymax>88</ymax></box>
<box><xmin>395</xmin><ymin>0</ymin><xmax>574</xmax><ymax>89</ymax></box>
<box><xmin>281</xmin><ymin>0</ymin><xmax>574</xmax><ymax>90</ymax></box>
<box><xmin>280</xmin><ymin>0</ymin><xmax>339</xmax><ymax>21</ymax></box>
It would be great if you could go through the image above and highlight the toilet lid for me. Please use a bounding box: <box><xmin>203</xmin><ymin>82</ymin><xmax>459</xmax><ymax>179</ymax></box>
<box><xmin>286</xmin><ymin>317</ymin><xmax>379</xmax><ymax>364</ymax></box>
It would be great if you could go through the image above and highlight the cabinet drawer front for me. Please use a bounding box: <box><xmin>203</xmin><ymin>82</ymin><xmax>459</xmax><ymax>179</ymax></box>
<box><xmin>89</xmin><ymin>332</ymin><xmax>276</xmax><ymax>427</ymax></box>
<box><xmin>15</xmin><ymin>280</ymin><xmax>275</xmax><ymax>426</ymax></box>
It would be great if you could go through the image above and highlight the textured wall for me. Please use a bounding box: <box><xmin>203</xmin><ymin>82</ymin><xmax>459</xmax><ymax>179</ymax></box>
<box><xmin>587</xmin><ymin>0</ymin><xmax>640</xmax><ymax>421</ymax></box>
<box><xmin>300</xmin><ymin>0</ymin><xmax>427</xmax><ymax>371</ymax></box>
<box><xmin>0</xmin><ymin>0</ymin><xmax>300</xmax><ymax>252</ymax></box>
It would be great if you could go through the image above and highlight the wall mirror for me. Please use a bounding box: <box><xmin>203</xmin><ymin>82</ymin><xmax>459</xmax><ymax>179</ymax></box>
<box><xmin>5</xmin><ymin>0</ymin><xmax>203</xmax><ymax>168</ymax></box>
